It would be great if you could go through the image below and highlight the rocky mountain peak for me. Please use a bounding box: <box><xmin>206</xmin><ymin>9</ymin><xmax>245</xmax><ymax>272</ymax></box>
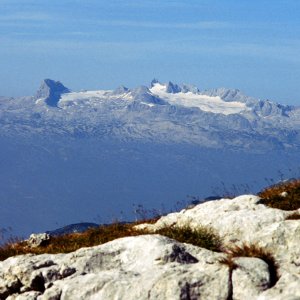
<box><xmin>201</xmin><ymin>87</ymin><xmax>245</xmax><ymax>102</ymax></box>
<box><xmin>165</xmin><ymin>81</ymin><xmax>182</xmax><ymax>93</ymax></box>
<box><xmin>112</xmin><ymin>85</ymin><xmax>129</xmax><ymax>95</ymax></box>
<box><xmin>150</xmin><ymin>78</ymin><xmax>161</xmax><ymax>87</ymax></box>
<box><xmin>180</xmin><ymin>83</ymin><xmax>200</xmax><ymax>94</ymax></box>
<box><xmin>131</xmin><ymin>85</ymin><xmax>167</xmax><ymax>105</ymax></box>
<box><xmin>35</xmin><ymin>79</ymin><xmax>70</xmax><ymax>107</ymax></box>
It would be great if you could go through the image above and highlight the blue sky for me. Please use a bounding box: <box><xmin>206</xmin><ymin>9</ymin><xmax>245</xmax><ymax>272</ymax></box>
<box><xmin>1</xmin><ymin>0</ymin><xmax>300</xmax><ymax>104</ymax></box>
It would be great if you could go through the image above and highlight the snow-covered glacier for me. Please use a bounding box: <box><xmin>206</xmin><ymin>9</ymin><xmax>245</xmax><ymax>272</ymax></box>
<box><xmin>1</xmin><ymin>79</ymin><xmax>300</xmax><ymax>238</ymax></box>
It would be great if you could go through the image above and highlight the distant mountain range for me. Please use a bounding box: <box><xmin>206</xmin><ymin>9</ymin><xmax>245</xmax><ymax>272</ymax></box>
<box><xmin>1</xmin><ymin>79</ymin><xmax>299</xmax><ymax>151</ymax></box>
<box><xmin>1</xmin><ymin>79</ymin><xmax>300</xmax><ymax>239</ymax></box>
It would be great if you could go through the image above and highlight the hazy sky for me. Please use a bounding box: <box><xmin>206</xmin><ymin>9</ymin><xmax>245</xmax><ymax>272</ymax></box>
<box><xmin>1</xmin><ymin>0</ymin><xmax>300</xmax><ymax>104</ymax></box>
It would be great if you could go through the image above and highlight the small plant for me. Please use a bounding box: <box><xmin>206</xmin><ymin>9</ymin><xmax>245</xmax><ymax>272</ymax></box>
<box><xmin>218</xmin><ymin>255</ymin><xmax>238</xmax><ymax>271</ymax></box>
<box><xmin>258</xmin><ymin>179</ymin><xmax>300</xmax><ymax>210</ymax></box>
<box><xmin>285</xmin><ymin>212</ymin><xmax>300</xmax><ymax>220</ymax></box>
<box><xmin>0</xmin><ymin>235</ymin><xmax>30</xmax><ymax>261</ymax></box>
<box><xmin>155</xmin><ymin>225</ymin><xmax>223</xmax><ymax>252</ymax></box>
<box><xmin>221</xmin><ymin>244</ymin><xmax>279</xmax><ymax>288</ymax></box>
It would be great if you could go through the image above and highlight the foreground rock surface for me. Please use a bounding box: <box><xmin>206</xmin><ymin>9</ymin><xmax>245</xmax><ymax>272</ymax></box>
<box><xmin>0</xmin><ymin>235</ymin><xmax>229</xmax><ymax>300</ymax></box>
<box><xmin>0</xmin><ymin>195</ymin><xmax>300</xmax><ymax>299</ymax></box>
<box><xmin>136</xmin><ymin>195</ymin><xmax>300</xmax><ymax>299</ymax></box>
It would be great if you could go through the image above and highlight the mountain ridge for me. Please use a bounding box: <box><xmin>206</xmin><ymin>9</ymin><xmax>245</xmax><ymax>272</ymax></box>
<box><xmin>1</xmin><ymin>79</ymin><xmax>300</xmax><ymax>238</ymax></box>
<box><xmin>0</xmin><ymin>79</ymin><xmax>299</xmax><ymax>151</ymax></box>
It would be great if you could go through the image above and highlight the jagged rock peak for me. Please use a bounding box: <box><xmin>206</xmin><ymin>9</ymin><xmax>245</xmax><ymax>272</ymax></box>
<box><xmin>181</xmin><ymin>83</ymin><xmax>200</xmax><ymax>94</ymax></box>
<box><xmin>151</xmin><ymin>79</ymin><xmax>200</xmax><ymax>94</ymax></box>
<box><xmin>35</xmin><ymin>79</ymin><xmax>70</xmax><ymax>99</ymax></box>
<box><xmin>150</xmin><ymin>78</ymin><xmax>161</xmax><ymax>87</ymax></box>
<box><xmin>35</xmin><ymin>79</ymin><xmax>70</xmax><ymax>107</ymax></box>
<box><xmin>131</xmin><ymin>85</ymin><xmax>167</xmax><ymax>105</ymax></box>
<box><xmin>131</xmin><ymin>85</ymin><xmax>151</xmax><ymax>95</ymax></box>
<box><xmin>166</xmin><ymin>81</ymin><xmax>182</xmax><ymax>93</ymax></box>
<box><xmin>253</xmin><ymin>99</ymin><xmax>291</xmax><ymax>117</ymax></box>
<box><xmin>112</xmin><ymin>85</ymin><xmax>129</xmax><ymax>95</ymax></box>
<box><xmin>201</xmin><ymin>88</ymin><xmax>246</xmax><ymax>102</ymax></box>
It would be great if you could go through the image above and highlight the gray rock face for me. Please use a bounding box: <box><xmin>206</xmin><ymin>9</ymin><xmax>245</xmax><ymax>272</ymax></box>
<box><xmin>131</xmin><ymin>86</ymin><xmax>167</xmax><ymax>105</ymax></box>
<box><xmin>165</xmin><ymin>81</ymin><xmax>182</xmax><ymax>93</ymax></box>
<box><xmin>150</xmin><ymin>78</ymin><xmax>161</xmax><ymax>87</ymax></box>
<box><xmin>1</xmin><ymin>196</ymin><xmax>300</xmax><ymax>299</ymax></box>
<box><xmin>180</xmin><ymin>83</ymin><xmax>200</xmax><ymax>93</ymax></box>
<box><xmin>35</xmin><ymin>79</ymin><xmax>70</xmax><ymax>107</ymax></box>
<box><xmin>201</xmin><ymin>87</ymin><xmax>253</xmax><ymax>103</ymax></box>
<box><xmin>253</xmin><ymin>100</ymin><xmax>291</xmax><ymax>117</ymax></box>
<box><xmin>111</xmin><ymin>85</ymin><xmax>129</xmax><ymax>95</ymax></box>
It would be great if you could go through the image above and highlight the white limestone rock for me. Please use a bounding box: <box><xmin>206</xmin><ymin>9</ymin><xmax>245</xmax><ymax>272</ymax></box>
<box><xmin>135</xmin><ymin>195</ymin><xmax>287</xmax><ymax>244</ymax></box>
<box><xmin>0</xmin><ymin>235</ymin><xmax>230</xmax><ymax>300</ymax></box>
<box><xmin>232</xmin><ymin>257</ymin><xmax>271</xmax><ymax>300</ymax></box>
<box><xmin>7</xmin><ymin>291</ymin><xmax>41</xmax><ymax>300</ymax></box>
<box><xmin>257</xmin><ymin>272</ymin><xmax>300</xmax><ymax>300</ymax></box>
<box><xmin>135</xmin><ymin>195</ymin><xmax>300</xmax><ymax>299</ymax></box>
<box><xmin>135</xmin><ymin>195</ymin><xmax>298</xmax><ymax>258</ymax></box>
<box><xmin>27</xmin><ymin>233</ymin><xmax>51</xmax><ymax>248</ymax></box>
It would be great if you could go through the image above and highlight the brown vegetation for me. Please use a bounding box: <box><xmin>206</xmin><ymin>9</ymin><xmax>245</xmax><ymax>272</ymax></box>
<box><xmin>285</xmin><ymin>212</ymin><xmax>300</xmax><ymax>220</ymax></box>
<box><xmin>156</xmin><ymin>225</ymin><xmax>222</xmax><ymax>252</ymax></box>
<box><xmin>0</xmin><ymin>221</ymin><xmax>222</xmax><ymax>261</ymax></box>
<box><xmin>258</xmin><ymin>179</ymin><xmax>300</xmax><ymax>210</ymax></box>
<box><xmin>220</xmin><ymin>243</ymin><xmax>279</xmax><ymax>287</ymax></box>
<box><xmin>0</xmin><ymin>223</ymin><xmax>140</xmax><ymax>261</ymax></box>
<box><xmin>2</xmin><ymin>178</ymin><xmax>299</xmax><ymax>263</ymax></box>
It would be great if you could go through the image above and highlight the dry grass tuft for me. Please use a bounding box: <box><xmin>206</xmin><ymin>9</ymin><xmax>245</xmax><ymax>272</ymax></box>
<box><xmin>285</xmin><ymin>212</ymin><xmax>300</xmax><ymax>220</ymax></box>
<box><xmin>0</xmin><ymin>222</ymin><xmax>145</xmax><ymax>261</ymax></box>
<box><xmin>0</xmin><ymin>221</ymin><xmax>222</xmax><ymax>261</ymax></box>
<box><xmin>222</xmin><ymin>243</ymin><xmax>279</xmax><ymax>287</ymax></box>
<box><xmin>218</xmin><ymin>256</ymin><xmax>238</xmax><ymax>271</ymax></box>
<box><xmin>258</xmin><ymin>179</ymin><xmax>300</xmax><ymax>210</ymax></box>
<box><xmin>156</xmin><ymin>225</ymin><xmax>223</xmax><ymax>252</ymax></box>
